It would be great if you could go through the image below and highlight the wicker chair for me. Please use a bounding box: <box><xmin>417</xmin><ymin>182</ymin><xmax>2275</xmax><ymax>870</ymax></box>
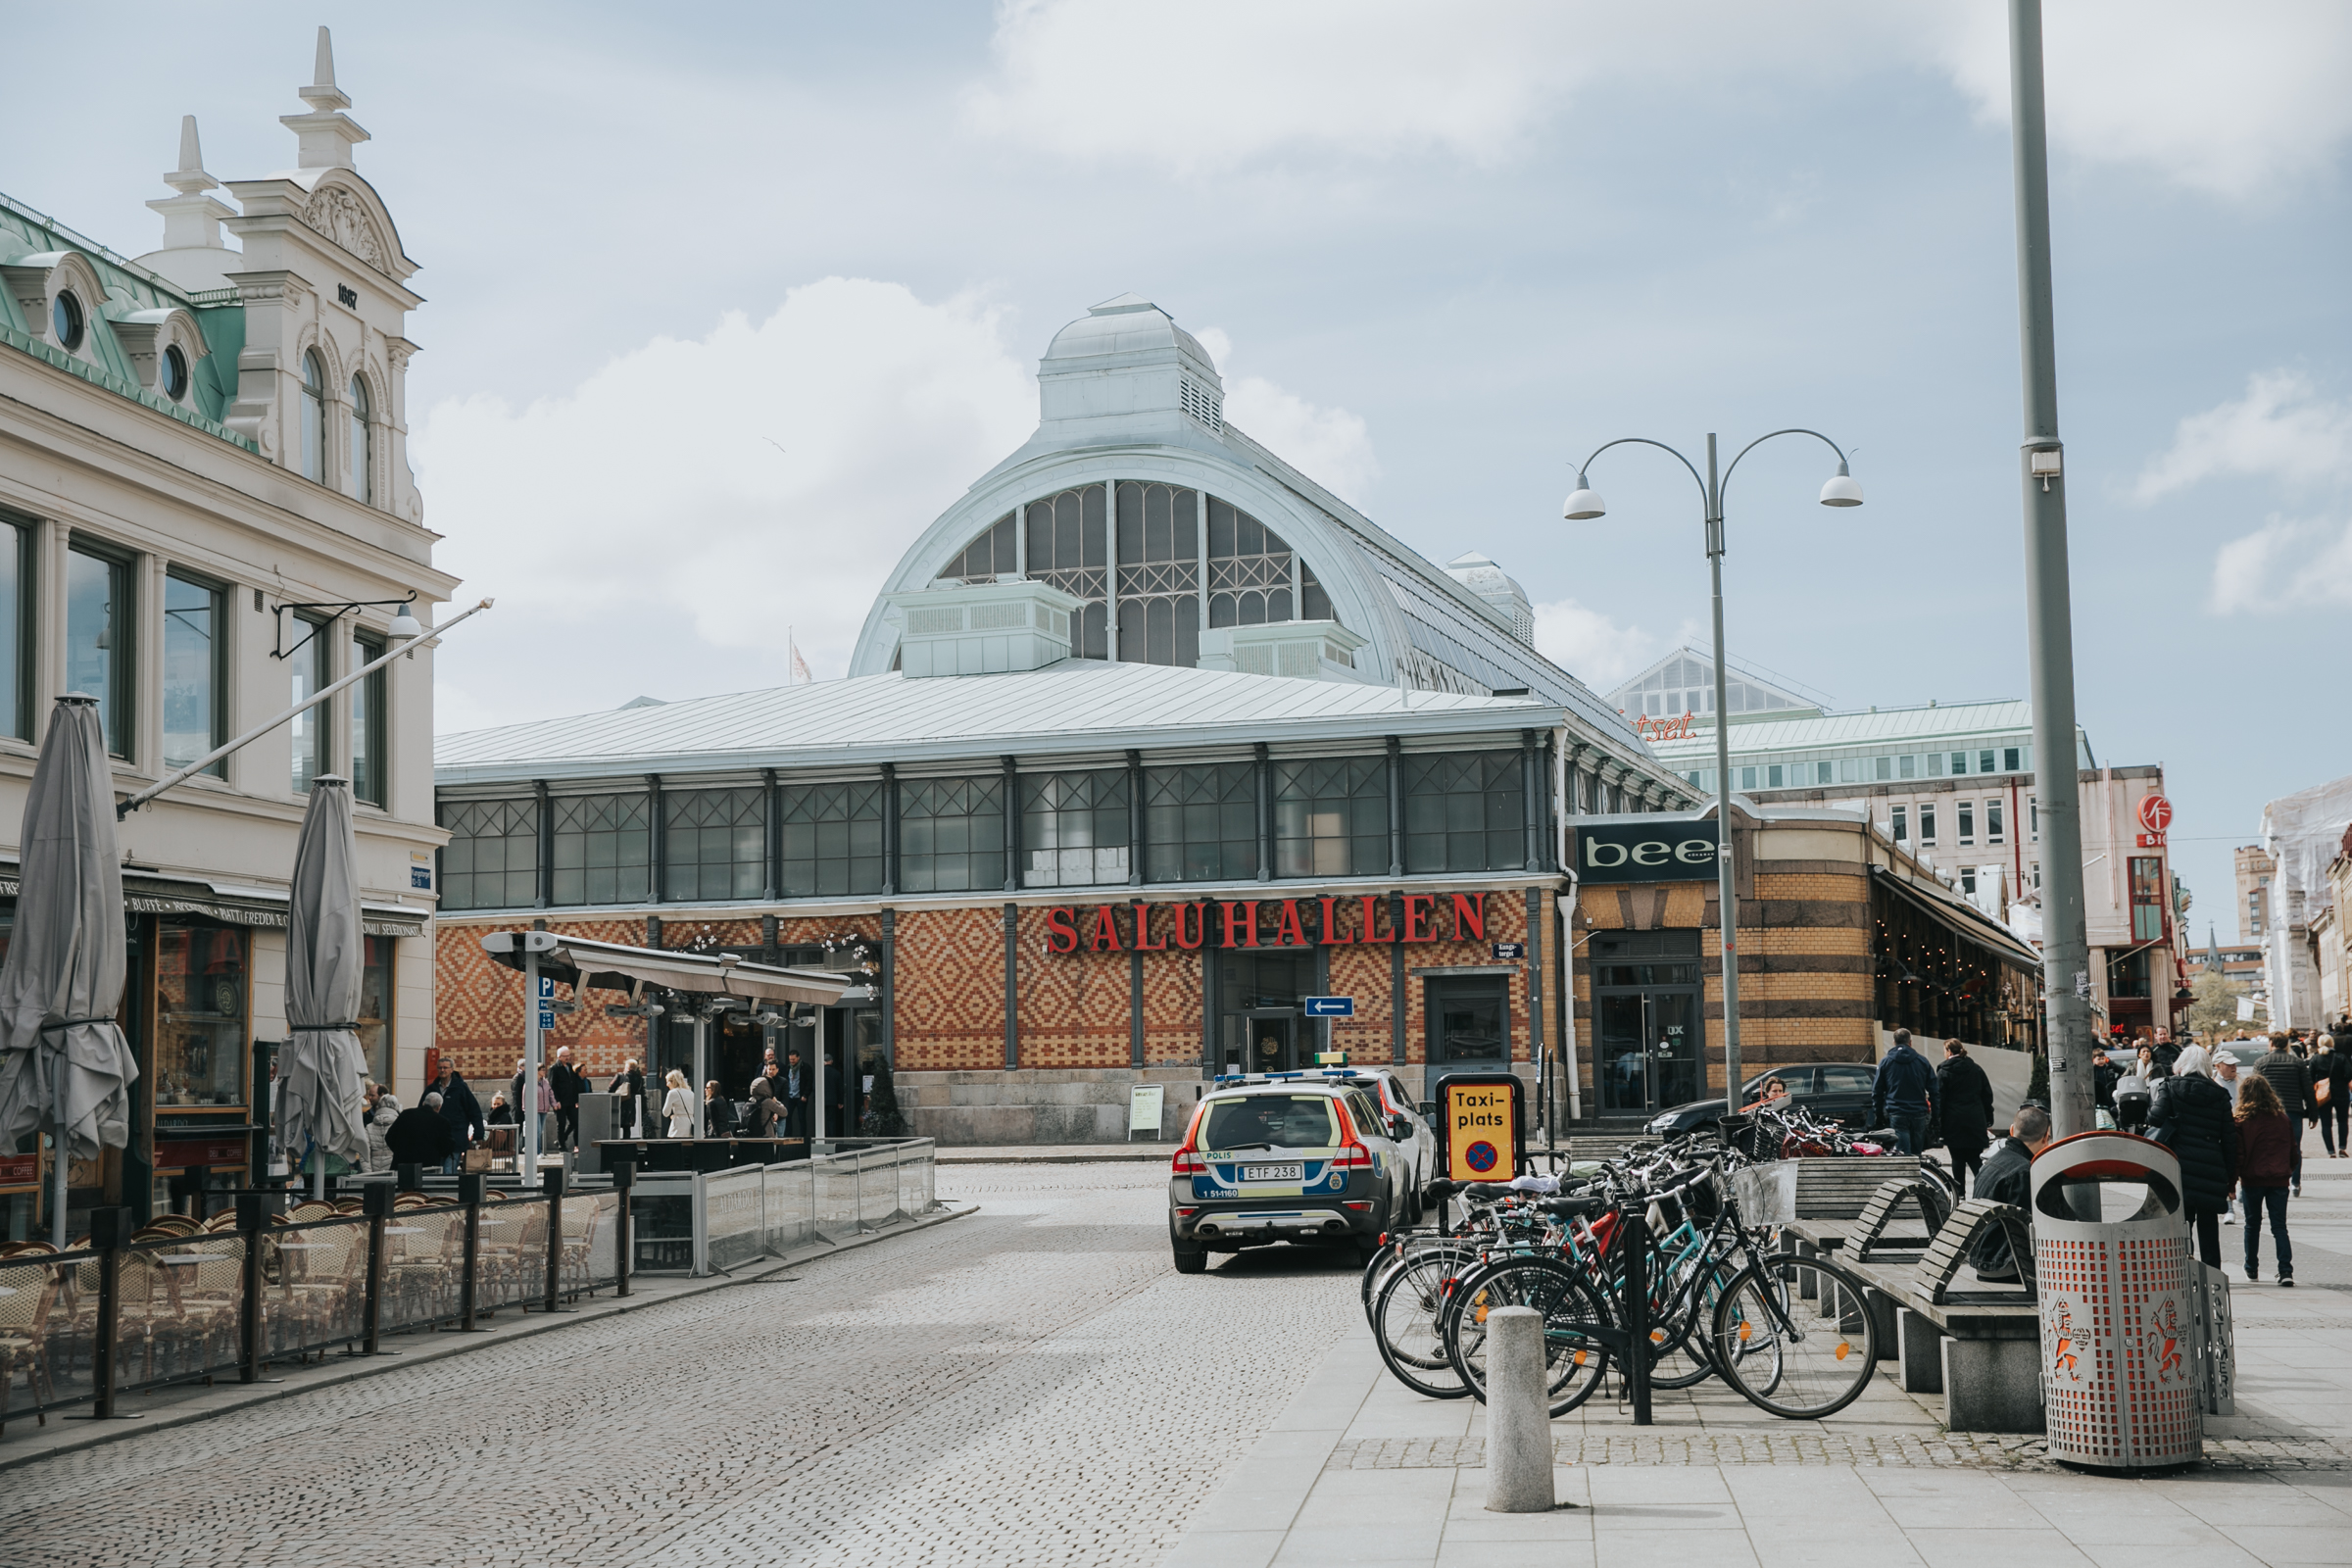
<box><xmin>0</xmin><ymin>1251</ymin><xmax>61</xmax><ymax>1431</ymax></box>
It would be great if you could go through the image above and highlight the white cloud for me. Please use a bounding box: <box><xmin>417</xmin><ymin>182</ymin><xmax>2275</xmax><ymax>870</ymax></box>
<box><xmin>1195</xmin><ymin>326</ymin><xmax>1380</xmax><ymax>505</ymax></box>
<box><xmin>2209</xmin><ymin>516</ymin><xmax>2352</xmax><ymax>613</ymax></box>
<box><xmin>2136</xmin><ymin>371</ymin><xmax>2352</xmax><ymax>501</ymax></box>
<box><xmin>1531</xmin><ymin>598</ymin><xmax>1676</xmax><ymax>694</ymax></box>
<box><xmin>414</xmin><ymin>278</ymin><xmax>1036</xmax><ymax>731</ymax></box>
<box><xmin>966</xmin><ymin>1</ymin><xmax>2352</xmax><ymax>197</ymax></box>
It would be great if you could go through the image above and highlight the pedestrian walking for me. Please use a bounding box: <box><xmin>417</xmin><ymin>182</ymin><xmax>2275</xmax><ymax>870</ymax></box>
<box><xmin>743</xmin><ymin>1076</ymin><xmax>784</xmax><ymax>1139</ymax></box>
<box><xmin>550</xmin><ymin>1046</ymin><xmax>588</xmax><ymax>1152</ymax></box>
<box><xmin>608</xmin><ymin>1057</ymin><xmax>648</xmax><ymax>1138</ymax></box>
<box><xmin>2149</xmin><ymin>1046</ymin><xmax>2236</xmax><ymax>1270</ymax></box>
<box><xmin>784</xmin><ymin>1050</ymin><xmax>810</xmax><ymax>1139</ymax></box>
<box><xmin>387</xmin><ymin>1092</ymin><xmax>456</xmax><ymax>1170</ymax></box>
<box><xmin>1871</xmin><ymin>1028</ymin><xmax>1937</xmax><ymax>1155</ymax></box>
<box><xmin>1968</xmin><ymin>1103</ymin><xmax>2051</xmax><ymax>1283</ymax></box>
<box><xmin>2233</xmin><ymin>1074</ymin><xmax>2296</xmax><ymax>1285</ymax></box>
<box><xmin>366</xmin><ymin>1093</ymin><xmax>400</xmax><ymax>1174</ymax></box>
<box><xmin>2312</xmin><ymin>1034</ymin><xmax>2348</xmax><ymax>1158</ymax></box>
<box><xmin>534</xmin><ymin>1065</ymin><xmax>557</xmax><ymax>1152</ymax></box>
<box><xmin>662</xmin><ymin>1068</ymin><xmax>696</xmax><ymax>1138</ymax></box>
<box><xmin>434</xmin><ymin>1065</ymin><xmax>484</xmax><ymax>1174</ymax></box>
<box><xmin>2254</xmin><ymin>1033</ymin><xmax>2315</xmax><ymax>1196</ymax></box>
<box><xmin>1936</xmin><ymin>1039</ymin><xmax>1996</xmax><ymax>1197</ymax></box>
<box><xmin>704</xmin><ymin>1080</ymin><xmax>738</xmax><ymax>1139</ymax></box>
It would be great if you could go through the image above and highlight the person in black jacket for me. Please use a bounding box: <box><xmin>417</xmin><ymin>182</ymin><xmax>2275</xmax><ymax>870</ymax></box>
<box><xmin>549</xmin><ymin>1047</ymin><xmax>589</xmax><ymax>1152</ymax></box>
<box><xmin>1936</xmin><ymin>1040</ymin><xmax>1997</xmax><ymax>1196</ymax></box>
<box><xmin>703</xmin><ymin>1080</ymin><xmax>739</xmax><ymax>1139</ymax></box>
<box><xmin>2255</xmin><ymin>1034</ymin><xmax>2314</xmax><ymax>1196</ymax></box>
<box><xmin>2148</xmin><ymin>1046</ymin><xmax>2237</xmax><ymax>1268</ymax></box>
<box><xmin>1968</xmin><ymin>1104</ymin><xmax>2051</xmax><ymax>1282</ymax></box>
<box><xmin>2312</xmin><ymin>1033</ymin><xmax>2347</xmax><ymax>1158</ymax></box>
<box><xmin>1871</xmin><ymin>1029</ymin><xmax>1937</xmax><ymax>1155</ymax></box>
<box><xmin>386</xmin><ymin>1092</ymin><xmax>458</xmax><ymax>1169</ymax></box>
<box><xmin>432</xmin><ymin>1067</ymin><xmax>484</xmax><ymax>1174</ymax></box>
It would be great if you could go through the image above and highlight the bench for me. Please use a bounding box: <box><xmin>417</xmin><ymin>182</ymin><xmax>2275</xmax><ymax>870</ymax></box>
<box><xmin>1786</xmin><ymin>1187</ymin><xmax>2041</xmax><ymax>1434</ymax></box>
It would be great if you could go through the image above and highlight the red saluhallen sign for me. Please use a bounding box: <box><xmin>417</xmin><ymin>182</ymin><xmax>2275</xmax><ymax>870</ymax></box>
<box><xmin>1044</xmin><ymin>893</ymin><xmax>1492</xmax><ymax>955</ymax></box>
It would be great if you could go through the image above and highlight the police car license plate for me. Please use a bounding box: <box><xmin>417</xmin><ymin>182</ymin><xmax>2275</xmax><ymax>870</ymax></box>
<box><xmin>1243</xmin><ymin>1163</ymin><xmax>1303</xmax><ymax>1182</ymax></box>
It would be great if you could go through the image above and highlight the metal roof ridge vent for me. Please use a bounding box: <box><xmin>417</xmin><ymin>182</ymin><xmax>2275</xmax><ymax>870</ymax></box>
<box><xmin>1443</xmin><ymin>552</ymin><xmax>1535</xmax><ymax>644</ymax></box>
<box><xmin>1200</xmin><ymin>618</ymin><xmax>1369</xmax><ymax>684</ymax></box>
<box><xmin>882</xmin><ymin>577</ymin><xmax>1080</xmax><ymax>678</ymax></box>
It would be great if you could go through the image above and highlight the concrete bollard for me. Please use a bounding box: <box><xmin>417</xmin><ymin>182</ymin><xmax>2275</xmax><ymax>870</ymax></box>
<box><xmin>1483</xmin><ymin>1305</ymin><xmax>1555</xmax><ymax>1513</ymax></box>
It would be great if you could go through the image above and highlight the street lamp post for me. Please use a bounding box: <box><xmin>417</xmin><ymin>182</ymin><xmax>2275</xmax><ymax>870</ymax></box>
<box><xmin>1565</xmin><ymin>431</ymin><xmax>1862</xmax><ymax>1123</ymax></box>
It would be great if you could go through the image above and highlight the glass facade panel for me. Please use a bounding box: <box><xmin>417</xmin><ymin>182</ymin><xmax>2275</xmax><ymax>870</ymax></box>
<box><xmin>162</xmin><ymin>572</ymin><xmax>224</xmax><ymax>775</ymax></box>
<box><xmin>900</xmin><ymin>776</ymin><xmax>1004</xmax><ymax>893</ymax></box>
<box><xmin>664</xmin><ymin>788</ymin><xmax>764</xmax><ymax>901</ymax></box>
<box><xmin>2130</xmin><ymin>856</ymin><xmax>2165</xmax><ymax>942</ymax></box>
<box><xmin>349</xmin><ymin>630</ymin><xmax>385</xmax><ymax>806</ymax></box>
<box><xmin>437</xmin><ymin>797</ymin><xmax>539</xmax><ymax>910</ymax></box>
<box><xmin>1145</xmin><ymin>762</ymin><xmax>1257</xmax><ymax>883</ymax></box>
<box><xmin>66</xmin><ymin>544</ymin><xmax>131</xmax><ymax>758</ymax></box>
<box><xmin>552</xmin><ymin>793</ymin><xmax>652</xmax><ymax>906</ymax></box>
<box><xmin>1403</xmin><ymin>751</ymin><xmax>1523</xmax><ymax>873</ymax></box>
<box><xmin>1021</xmin><ymin>769</ymin><xmax>1130</xmax><ymax>887</ymax></box>
<box><xmin>1206</xmin><ymin>497</ymin><xmax>1295</xmax><ymax>627</ymax></box>
<box><xmin>1273</xmin><ymin>757</ymin><xmax>1388</xmax><ymax>877</ymax></box>
<box><xmin>1115</xmin><ymin>481</ymin><xmax>1200</xmax><ymax>667</ymax></box>
<box><xmin>290</xmin><ymin>614</ymin><xmax>327</xmax><ymax>793</ymax></box>
<box><xmin>781</xmin><ymin>781</ymin><xmax>885</xmax><ymax>897</ymax></box>
<box><xmin>946</xmin><ymin>512</ymin><xmax>1015</xmax><ymax>582</ymax></box>
<box><xmin>154</xmin><ymin>922</ymin><xmax>247</xmax><ymax>1109</ymax></box>
<box><xmin>1025</xmin><ymin>486</ymin><xmax>1108</xmax><ymax>660</ymax></box>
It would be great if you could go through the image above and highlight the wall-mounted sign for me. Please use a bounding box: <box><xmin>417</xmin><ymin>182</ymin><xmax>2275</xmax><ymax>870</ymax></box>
<box><xmin>1573</xmin><ymin>819</ymin><xmax>1720</xmax><ymax>885</ymax></box>
<box><xmin>1042</xmin><ymin>893</ymin><xmax>1491</xmax><ymax>956</ymax></box>
<box><xmin>1491</xmin><ymin>942</ymin><xmax>1527</xmax><ymax>961</ymax></box>
<box><xmin>2136</xmin><ymin>832</ymin><xmax>2166</xmax><ymax>849</ymax></box>
<box><xmin>1633</xmin><ymin>710</ymin><xmax>1698</xmax><ymax>743</ymax></box>
<box><xmin>1303</xmin><ymin>996</ymin><xmax>1354</xmax><ymax>1017</ymax></box>
<box><xmin>2137</xmin><ymin>794</ymin><xmax>2173</xmax><ymax>835</ymax></box>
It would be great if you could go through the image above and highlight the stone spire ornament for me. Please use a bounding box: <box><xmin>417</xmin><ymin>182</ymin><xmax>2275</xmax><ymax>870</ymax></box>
<box><xmin>146</xmin><ymin>115</ymin><xmax>236</xmax><ymax>252</ymax></box>
<box><xmin>280</xmin><ymin>25</ymin><xmax>370</xmax><ymax>171</ymax></box>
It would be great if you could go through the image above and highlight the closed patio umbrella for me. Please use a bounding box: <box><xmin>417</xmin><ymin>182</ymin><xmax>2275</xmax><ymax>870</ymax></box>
<box><xmin>279</xmin><ymin>775</ymin><xmax>368</xmax><ymax>1197</ymax></box>
<box><xmin>0</xmin><ymin>696</ymin><xmax>138</xmax><ymax>1246</ymax></box>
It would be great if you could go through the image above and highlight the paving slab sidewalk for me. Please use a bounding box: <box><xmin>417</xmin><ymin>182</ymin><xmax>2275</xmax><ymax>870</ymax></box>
<box><xmin>1163</xmin><ymin>1135</ymin><xmax>2352</xmax><ymax>1568</ymax></box>
<box><xmin>0</xmin><ymin>1201</ymin><xmax>975</xmax><ymax>1475</ymax></box>
<box><xmin>936</xmin><ymin>1143</ymin><xmax>1177</xmax><ymax>1164</ymax></box>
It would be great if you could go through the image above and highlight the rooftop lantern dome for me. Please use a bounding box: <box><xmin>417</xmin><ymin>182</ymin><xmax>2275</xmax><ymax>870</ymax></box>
<box><xmin>1033</xmin><ymin>293</ymin><xmax>1227</xmax><ymax>449</ymax></box>
<box><xmin>1444</xmin><ymin>553</ymin><xmax>1535</xmax><ymax>645</ymax></box>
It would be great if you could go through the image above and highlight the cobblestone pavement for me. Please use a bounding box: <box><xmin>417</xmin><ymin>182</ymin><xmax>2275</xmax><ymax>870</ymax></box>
<box><xmin>0</xmin><ymin>1164</ymin><xmax>1362</xmax><ymax>1568</ymax></box>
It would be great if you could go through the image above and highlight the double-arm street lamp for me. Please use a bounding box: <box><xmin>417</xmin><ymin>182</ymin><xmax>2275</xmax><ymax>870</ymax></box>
<box><xmin>1564</xmin><ymin>431</ymin><xmax>1863</xmax><ymax>1122</ymax></box>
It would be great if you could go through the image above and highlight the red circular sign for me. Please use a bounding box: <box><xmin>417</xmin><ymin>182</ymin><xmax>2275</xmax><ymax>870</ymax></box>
<box><xmin>1464</xmin><ymin>1141</ymin><xmax>1499</xmax><ymax>1173</ymax></box>
<box><xmin>2137</xmin><ymin>795</ymin><xmax>2173</xmax><ymax>834</ymax></box>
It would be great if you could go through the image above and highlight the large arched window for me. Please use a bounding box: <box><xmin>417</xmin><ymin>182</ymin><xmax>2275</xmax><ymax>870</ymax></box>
<box><xmin>1024</xmin><ymin>486</ymin><xmax>1108</xmax><ymax>660</ymax></box>
<box><xmin>300</xmin><ymin>352</ymin><xmax>326</xmax><ymax>484</ymax></box>
<box><xmin>348</xmin><ymin>375</ymin><xmax>373</xmax><ymax>505</ymax></box>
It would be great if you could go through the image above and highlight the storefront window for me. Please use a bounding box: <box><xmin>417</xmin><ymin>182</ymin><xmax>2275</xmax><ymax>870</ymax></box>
<box><xmin>1021</xmin><ymin>769</ymin><xmax>1129</xmax><ymax>886</ymax></box>
<box><xmin>349</xmin><ymin>629</ymin><xmax>386</xmax><ymax>806</ymax></box>
<box><xmin>899</xmin><ymin>776</ymin><xmax>1004</xmax><ymax>893</ymax></box>
<box><xmin>664</xmin><ymin>788</ymin><xmax>763</xmax><ymax>901</ymax></box>
<box><xmin>1144</xmin><ymin>762</ymin><xmax>1256</xmax><ymax>883</ymax></box>
<box><xmin>552</xmin><ymin>792</ymin><xmax>652</xmax><ymax>905</ymax></box>
<box><xmin>438</xmin><ymin>797</ymin><xmax>539</xmax><ymax>910</ymax></box>
<box><xmin>357</xmin><ymin>936</ymin><xmax>393</xmax><ymax>1085</ymax></box>
<box><xmin>1403</xmin><ymin>751</ymin><xmax>1522</xmax><ymax>873</ymax></box>
<box><xmin>1274</xmin><ymin>758</ymin><xmax>1387</xmax><ymax>877</ymax></box>
<box><xmin>1024</xmin><ymin>486</ymin><xmax>1107</xmax><ymax>660</ymax></box>
<box><xmin>1115</xmin><ymin>481</ymin><xmax>1200</xmax><ymax>668</ymax></box>
<box><xmin>162</xmin><ymin>572</ymin><xmax>226</xmax><ymax>775</ymax></box>
<box><xmin>781</xmin><ymin>781</ymin><xmax>885</xmax><ymax>897</ymax></box>
<box><xmin>66</xmin><ymin>542</ymin><xmax>132</xmax><ymax>758</ymax></box>
<box><xmin>155</xmin><ymin>922</ymin><xmax>247</xmax><ymax>1108</ymax></box>
<box><xmin>290</xmin><ymin>612</ymin><xmax>328</xmax><ymax>793</ymax></box>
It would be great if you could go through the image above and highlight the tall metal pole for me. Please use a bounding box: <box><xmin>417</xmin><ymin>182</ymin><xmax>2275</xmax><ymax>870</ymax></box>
<box><xmin>2008</xmin><ymin>0</ymin><xmax>2092</xmax><ymax>1140</ymax></box>
<box><xmin>1704</xmin><ymin>432</ymin><xmax>1744</xmax><ymax>1121</ymax></box>
<box><xmin>523</xmin><ymin>947</ymin><xmax>544</xmax><ymax>1177</ymax></box>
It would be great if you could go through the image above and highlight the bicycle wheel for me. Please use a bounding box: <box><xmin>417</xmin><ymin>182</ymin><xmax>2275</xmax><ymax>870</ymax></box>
<box><xmin>1443</xmin><ymin>1255</ymin><xmax>1613</xmax><ymax>1417</ymax></box>
<box><xmin>1709</xmin><ymin>1252</ymin><xmax>1878</xmax><ymax>1419</ymax></box>
<box><xmin>1647</xmin><ymin>1250</ymin><xmax>1740</xmax><ymax>1390</ymax></box>
<box><xmin>1373</xmin><ymin>1250</ymin><xmax>1473</xmax><ymax>1398</ymax></box>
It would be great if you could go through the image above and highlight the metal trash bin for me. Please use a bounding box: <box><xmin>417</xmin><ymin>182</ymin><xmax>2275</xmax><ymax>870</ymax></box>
<box><xmin>2031</xmin><ymin>1132</ymin><xmax>2203</xmax><ymax>1469</ymax></box>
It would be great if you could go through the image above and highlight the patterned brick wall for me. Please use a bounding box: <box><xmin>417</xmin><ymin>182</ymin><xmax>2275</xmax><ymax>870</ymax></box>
<box><xmin>1398</xmin><ymin>890</ymin><xmax>1531</xmax><ymax>1065</ymax></box>
<box><xmin>434</xmin><ymin>915</ymin><xmax>656</xmax><ymax>1083</ymax></box>
<box><xmin>1327</xmin><ymin>943</ymin><xmax>1396</xmax><ymax>1064</ymax></box>
<box><xmin>1015</xmin><ymin>906</ymin><xmax>1130</xmax><ymax>1069</ymax></box>
<box><xmin>894</xmin><ymin>906</ymin><xmax>1006</xmax><ymax>1071</ymax></box>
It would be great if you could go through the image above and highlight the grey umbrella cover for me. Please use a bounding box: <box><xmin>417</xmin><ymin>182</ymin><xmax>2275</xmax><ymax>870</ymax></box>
<box><xmin>0</xmin><ymin>698</ymin><xmax>137</xmax><ymax>1161</ymax></box>
<box><xmin>280</xmin><ymin>775</ymin><xmax>369</xmax><ymax>1170</ymax></box>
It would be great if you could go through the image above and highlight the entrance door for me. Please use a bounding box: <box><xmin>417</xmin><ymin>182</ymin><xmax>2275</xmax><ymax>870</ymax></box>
<box><xmin>1243</xmin><ymin>1013</ymin><xmax>1296</xmax><ymax>1074</ymax></box>
<box><xmin>820</xmin><ymin>1006</ymin><xmax>884</xmax><ymax>1137</ymax></box>
<box><xmin>1589</xmin><ymin>930</ymin><xmax>1703</xmax><ymax>1114</ymax></box>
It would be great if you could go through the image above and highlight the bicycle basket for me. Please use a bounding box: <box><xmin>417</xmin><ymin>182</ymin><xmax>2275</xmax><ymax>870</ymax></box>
<box><xmin>1716</xmin><ymin>1113</ymin><xmax>1775</xmax><ymax>1163</ymax></box>
<box><xmin>1730</xmin><ymin>1161</ymin><xmax>1797</xmax><ymax>1228</ymax></box>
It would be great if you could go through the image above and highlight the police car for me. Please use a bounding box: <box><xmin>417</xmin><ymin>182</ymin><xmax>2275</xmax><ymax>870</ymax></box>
<box><xmin>1167</xmin><ymin>1075</ymin><xmax>1415</xmax><ymax>1274</ymax></box>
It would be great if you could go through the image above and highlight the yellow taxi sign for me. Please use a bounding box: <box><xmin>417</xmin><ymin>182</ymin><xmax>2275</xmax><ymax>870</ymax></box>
<box><xmin>1438</xmin><ymin>1073</ymin><xmax>1522</xmax><ymax>1182</ymax></box>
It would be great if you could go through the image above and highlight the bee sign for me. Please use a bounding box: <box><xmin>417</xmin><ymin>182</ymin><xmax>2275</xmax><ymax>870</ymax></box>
<box><xmin>1437</xmin><ymin>1072</ymin><xmax>1524</xmax><ymax>1182</ymax></box>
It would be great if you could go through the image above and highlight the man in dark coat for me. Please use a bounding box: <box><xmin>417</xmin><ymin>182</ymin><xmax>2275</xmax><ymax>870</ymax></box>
<box><xmin>783</xmin><ymin>1050</ymin><xmax>810</xmax><ymax>1140</ymax></box>
<box><xmin>549</xmin><ymin>1046</ymin><xmax>589</xmax><ymax>1152</ymax></box>
<box><xmin>1968</xmin><ymin>1103</ymin><xmax>2051</xmax><ymax>1282</ymax></box>
<box><xmin>386</xmin><ymin>1091</ymin><xmax>458</xmax><ymax>1169</ymax></box>
<box><xmin>1935</xmin><ymin>1040</ymin><xmax>1997</xmax><ymax>1196</ymax></box>
<box><xmin>2148</xmin><ymin>1046</ymin><xmax>2236</xmax><ymax>1268</ymax></box>
<box><xmin>433</xmin><ymin>1067</ymin><xmax>484</xmax><ymax>1174</ymax></box>
<box><xmin>1871</xmin><ymin>1028</ymin><xmax>1937</xmax><ymax>1155</ymax></box>
<box><xmin>2256</xmin><ymin>1033</ymin><xmax>2314</xmax><ymax>1196</ymax></box>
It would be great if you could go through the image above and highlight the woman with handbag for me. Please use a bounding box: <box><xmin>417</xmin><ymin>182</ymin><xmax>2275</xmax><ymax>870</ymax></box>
<box><xmin>2312</xmin><ymin>1035</ymin><xmax>2347</xmax><ymax>1158</ymax></box>
<box><xmin>662</xmin><ymin>1068</ymin><xmax>696</xmax><ymax>1138</ymax></box>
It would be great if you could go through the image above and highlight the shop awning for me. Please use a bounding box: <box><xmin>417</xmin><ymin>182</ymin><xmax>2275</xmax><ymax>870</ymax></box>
<box><xmin>0</xmin><ymin>867</ymin><xmax>429</xmax><ymax>937</ymax></box>
<box><xmin>1869</xmin><ymin>867</ymin><xmax>2042</xmax><ymax>970</ymax></box>
<box><xmin>480</xmin><ymin>931</ymin><xmax>854</xmax><ymax>1004</ymax></box>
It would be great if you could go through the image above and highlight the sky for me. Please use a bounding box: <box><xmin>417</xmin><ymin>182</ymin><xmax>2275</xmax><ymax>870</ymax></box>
<box><xmin>9</xmin><ymin>1</ymin><xmax>2350</xmax><ymax>927</ymax></box>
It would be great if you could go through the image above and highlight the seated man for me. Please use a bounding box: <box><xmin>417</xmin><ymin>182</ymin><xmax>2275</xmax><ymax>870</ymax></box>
<box><xmin>1967</xmin><ymin>1102</ymin><xmax>2052</xmax><ymax>1283</ymax></box>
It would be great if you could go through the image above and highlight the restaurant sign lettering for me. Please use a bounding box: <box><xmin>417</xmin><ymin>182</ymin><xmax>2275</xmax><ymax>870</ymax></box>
<box><xmin>1043</xmin><ymin>893</ymin><xmax>1491</xmax><ymax>955</ymax></box>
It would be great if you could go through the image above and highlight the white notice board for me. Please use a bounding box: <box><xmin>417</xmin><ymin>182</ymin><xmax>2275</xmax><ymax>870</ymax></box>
<box><xmin>1128</xmin><ymin>1084</ymin><xmax>1166</xmax><ymax>1139</ymax></box>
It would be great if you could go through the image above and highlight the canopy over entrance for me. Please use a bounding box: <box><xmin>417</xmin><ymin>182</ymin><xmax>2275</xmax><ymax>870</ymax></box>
<box><xmin>480</xmin><ymin>931</ymin><xmax>853</xmax><ymax>1005</ymax></box>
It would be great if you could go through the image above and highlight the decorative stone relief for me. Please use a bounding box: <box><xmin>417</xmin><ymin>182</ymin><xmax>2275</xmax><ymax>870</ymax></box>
<box><xmin>299</xmin><ymin>183</ymin><xmax>387</xmax><ymax>270</ymax></box>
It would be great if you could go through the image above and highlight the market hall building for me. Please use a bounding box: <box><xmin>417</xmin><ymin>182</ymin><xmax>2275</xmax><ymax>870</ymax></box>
<box><xmin>430</xmin><ymin>294</ymin><xmax>1708</xmax><ymax>1142</ymax></box>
